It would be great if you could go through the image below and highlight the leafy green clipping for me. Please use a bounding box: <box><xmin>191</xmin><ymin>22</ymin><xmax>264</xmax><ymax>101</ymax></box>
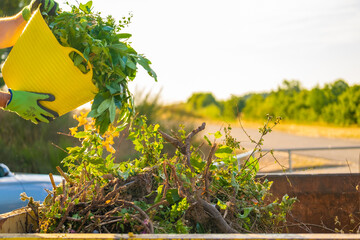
<box><xmin>97</xmin><ymin>98</ymin><xmax>111</xmax><ymax>114</ymax></box>
<box><xmin>215</xmin><ymin>145</ymin><xmax>233</xmax><ymax>158</ymax></box>
<box><xmin>244</xmin><ymin>156</ymin><xmax>259</xmax><ymax>176</ymax></box>
<box><xmin>203</xmin><ymin>135</ymin><xmax>212</xmax><ymax>146</ymax></box>
<box><xmin>109</xmin><ymin>97</ymin><xmax>116</xmax><ymax>123</ymax></box>
<box><xmin>46</xmin><ymin>1</ymin><xmax>157</xmax><ymax>134</ymax></box>
<box><xmin>79</xmin><ymin>1</ymin><xmax>93</xmax><ymax>14</ymax></box>
<box><xmin>212</xmin><ymin>131</ymin><xmax>222</xmax><ymax>139</ymax></box>
<box><xmin>166</xmin><ymin>189</ymin><xmax>181</xmax><ymax>205</ymax></box>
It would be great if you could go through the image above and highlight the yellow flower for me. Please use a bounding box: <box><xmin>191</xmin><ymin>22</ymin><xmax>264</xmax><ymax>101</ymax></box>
<box><xmin>112</xmin><ymin>131</ymin><xmax>120</xmax><ymax>138</ymax></box>
<box><xmin>69</xmin><ymin>127</ymin><xmax>78</xmax><ymax>136</ymax></box>
<box><xmin>74</xmin><ymin>112</ymin><xmax>89</xmax><ymax>126</ymax></box>
<box><xmin>105</xmin><ymin>144</ymin><xmax>116</xmax><ymax>154</ymax></box>
<box><xmin>84</xmin><ymin>120</ymin><xmax>95</xmax><ymax>131</ymax></box>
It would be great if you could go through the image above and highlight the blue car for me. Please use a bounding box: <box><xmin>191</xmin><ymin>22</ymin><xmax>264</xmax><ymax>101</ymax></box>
<box><xmin>0</xmin><ymin>163</ymin><xmax>62</xmax><ymax>214</ymax></box>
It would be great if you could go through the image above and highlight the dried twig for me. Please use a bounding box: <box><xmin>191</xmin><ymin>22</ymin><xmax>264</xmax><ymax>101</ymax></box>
<box><xmin>56</xmin><ymin>166</ymin><xmax>73</xmax><ymax>184</ymax></box>
<box><xmin>159</xmin><ymin>123</ymin><xmax>206</xmax><ymax>173</ymax></box>
<box><xmin>49</xmin><ymin>173</ymin><xmax>57</xmax><ymax>190</ymax></box>
<box><xmin>197</xmin><ymin>198</ymin><xmax>238</xmax><ymax>233</ymax></box>
<box><xmin>54</xmin><ymin>202</ymin><xmax>74</xmax><ymax>232</ymax></box>
<box><xmin>202</xmin><ymin>143</ymin><xmax>217</xmax><ymax>201</ymax></box>
<box><xmin>168</xmin><ymin>162</ymin><xmax>187</xmax><ymax>199</ymax></box>
<box><xmin>72</xmin><ymin>179</ymin><xmax>94</xmax><ymax>201</ymax></box>
<box><xmin>117</xmin><ymin>200</ymin><xmax>154</xmax><ymax>233</ymax></box>
<box><xmin>146</xmin><ymin>199</ymin><xmax>168</xmax><ymax>213</ymax></box>
<box><xmin>132</xmin><ymin>215</ymin><xmax>151</xmax><ymax>233</ymax></box>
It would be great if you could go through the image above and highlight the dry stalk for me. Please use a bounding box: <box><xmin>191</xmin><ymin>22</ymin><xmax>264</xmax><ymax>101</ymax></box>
<box><xmin>54</xmin><ymin>202</ymin><xmax>74</xmax><ymax>232</ymax></box>
<box><xmin>197</xmin><ymin>198</ymin><xmax>238</xmax><ymax>233</ymax></box>
<box><xmin>72</xmin><ymin>179</ymin><xmax>94</xmax><ymax>201</ymax></box>
<box><xmin>117</xmin><ymin>200</ymin><xmax>154</xmax><ymax>233</ymax></box>
<box><xmin>159</xmin><ymin>122</ymin><xmax>206</xmax><ymax>173</ymax></box>
<box><xmin>56</xmin><ymin>166</ymin><xmax>73</xmax><ymax>184</ymax></box>
<box><xmin>167</xmin><ymin>162</ymin><xmax>187</xmax><ymax>199</ymax></box>
<box><xmin>162</xmin><ymin>160</ymin><xmax>170</xmax><ymax>199</ymax></box>
<box><xmin>146</xmin><ymin>199</ymin><xmax>168</xmax><ymax>213</ymax></box>
<box><xmin>202</xmin><ymin>143</ymin><xmax>217</xmax><ymax>201</ymax></box>
<box><xmin>49</xmin><ymin>173</ymin><xmax>57</xmax><ymax>190</ymax></box>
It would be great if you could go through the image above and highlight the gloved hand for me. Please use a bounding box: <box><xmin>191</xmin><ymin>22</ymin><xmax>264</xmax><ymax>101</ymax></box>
<box><xmin>4</xmin><ymin>89</ymin><xmax>59</xmax><ymax>124</ymax></box>
<box><xmin>22</xmin><ymin>0</ymin><xmax>59</xmax><ymax>21</ymax></box>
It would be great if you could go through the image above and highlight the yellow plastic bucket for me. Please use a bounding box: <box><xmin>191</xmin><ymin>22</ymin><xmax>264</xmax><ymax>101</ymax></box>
<box><xmin>1</xmin><ymin>8</ymin><xmax>97</xmax><ymax>116</ymax></box>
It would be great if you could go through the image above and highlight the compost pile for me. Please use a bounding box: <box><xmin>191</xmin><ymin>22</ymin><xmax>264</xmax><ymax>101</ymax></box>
<box><xmin>24</xmin><ymin>1</ymin><xmax>295</xmax><ymax>234</ymax></box>
<box><xmin>44</xmin><ymin>1</ymin><xmax>157</xmax><ymax>134</ymax></box>
<box><xmin>23</xmin><ymin>114</ymin><xmax>295</xmax><ymax>234</ymax></box>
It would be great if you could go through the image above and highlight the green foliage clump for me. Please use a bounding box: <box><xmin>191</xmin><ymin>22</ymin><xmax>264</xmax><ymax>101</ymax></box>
<box><xmin>46</xmin><ymin>1</ymin><xmax>157</xmax><ymax>134</ymax></box>
<box><xmin>182</xmin><ymin>79</ymin><xmax>360</xmax><ymax>127</ymax></box>
<box><xmin>184</xmin><ymin>92</ymin><xmax>246</xmax><ymax>121</ymax></box>
<box><xmin>241</xmin><ymin>79</ymin><xmax>360</xmax><ymax>126</ymax></box>
<box><xmin>27</xmin><ymin>114</ymin><xmax>295</xmax><ymax>234</ymax></box>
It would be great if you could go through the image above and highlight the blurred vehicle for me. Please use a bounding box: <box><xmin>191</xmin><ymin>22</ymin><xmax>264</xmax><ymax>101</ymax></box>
<box><xmin>0</xmin><ymin>163</ymin><xmax>62</xmax><ymax>214</ymax></box>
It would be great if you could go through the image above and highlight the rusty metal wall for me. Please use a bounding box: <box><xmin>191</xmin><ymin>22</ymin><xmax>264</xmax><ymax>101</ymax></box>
<box><xmin>263</xmin><ymin>173</ymin><xmax>360</xmax><ymax>233</ymax></box>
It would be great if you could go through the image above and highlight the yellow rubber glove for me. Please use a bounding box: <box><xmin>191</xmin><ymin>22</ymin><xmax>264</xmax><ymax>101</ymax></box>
<box><xmin>22</xmin><ymin>0</ymin><xmax>59</xmax><ymax>21</ymax></box>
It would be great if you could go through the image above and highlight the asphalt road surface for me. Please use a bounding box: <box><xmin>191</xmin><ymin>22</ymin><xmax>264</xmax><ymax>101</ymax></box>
<box><xmin>202</xmin><ymin>124</ymin><xmax>360</xmax><ymax>173</ymax></box>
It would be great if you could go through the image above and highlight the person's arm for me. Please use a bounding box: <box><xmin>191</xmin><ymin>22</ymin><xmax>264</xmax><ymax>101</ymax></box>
<box><xmin>0</xmin><ymin>0</ymin><xmax>59</xmax><ymax>49</ymax></box>
<box><xmin>0</xmin><ymin>92</ymin><xmax>11</xmax><ymax>108</ymax></box>
<box><xmin>0</xmin><ymin>12</ymin><xmax>27</xmax><ymax>49</ymax></box>
<box><xmin>0</xmin><ymin>0</ymin><xmax>60</xmax><ymax>124</ymax></box>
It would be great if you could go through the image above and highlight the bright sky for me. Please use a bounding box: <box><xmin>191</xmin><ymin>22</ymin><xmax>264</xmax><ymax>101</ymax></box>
<box><xmin>62</xmin><ymin>0</ymin><xmax>360</xmax><ymax>103</ymax></box>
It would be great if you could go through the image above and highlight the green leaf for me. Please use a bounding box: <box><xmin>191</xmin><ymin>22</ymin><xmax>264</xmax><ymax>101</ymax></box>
<box><xmin>215</xmin><ymin>146</ymin><xmax>233</xmax><ymax>158</ymax></box>
<box><xmin>88</xmin><ymin>157</ymin><xmax>104</xmax><ymax>165</ymax></box>
<box><xmin>109</xmin><ymin>97</ymin><xmax>116</xmax><ymax>123</ymax></box>
<box><xmin>117</xmin><ymin>33</ymin><xmax>132</xmax><ymax>39</ymax></box>
<box><xmin>73</xmin><ymin>55</ymin><xmax>84</xmax><ymax>66</ymax></box>
<box><xmin>211</xmin><ymin>131</ymin><xmax>222</xmax><ymax>139</ymax></box>
<box><xmin>166</xmin><ymin>189</ymin><xmax>181</xmax><ymax>205</ymax></box>
<box><xmin>79</xmin><ymin>1</ymin><xmax>92</xmax><ymax>14</ymax></box>
<box><xmin>154</xmin><ymin>185</ymin><xmax>164</xmax><ymax>204</ymax></box>
<box><xmin>97</xmin><ymin>111</ymin><xmax>111</xmax><ymax>135</ymax></box>
<box><xmin>83</xmin><ymin>47</ymin><xmax>90</xmax><ymax>61</ymax></box>
<box><xmin>204</xmin><ymin>135</ymin><xmax>212</xmax><ymax>146</ymax></box>
<box><xmin>91</xmin><ymin>93</ymin><xmax>106</xmax><ymax>110</ymax></box>
<box><xmin>245</xmin><ymin>156</ymin><xmax>259</xmax><ymax>174</ymax></box>
<box><xmin>91</xmin><ymin>45</ymin><xmax>102</xmax><ymax>54</ymax></box>
<box><xmin>190</xmin><ymin>158</ymin><xmax>205</xmax><ymax>171</ymax></box>
<box><xmin>102</xmin><ymin>26</ymin><xmax>113</xmax><ymax>32</ymax></box>
<box><xmin>114</xmin><ymin>66</ymin><xmax>126</xmax><ymax>79</ymax></box>
<box><xmin>74</xmin><ymin>131</ymin><xmax>87</xmax><ymax>138</ymax></box>
<box><xmin>238</xmin><ymin>207</ymin><xmax>253</xmax><ymax>219</ymax></box>
<box><xmin>77</xmin><ymin>64</ymin><xmax>86</xmax><ymax>73</ymax></box>
<box><xmin>97</xmin><ymin>98</ymin><xmax>111</xmax><ymax>114</ymax></box>
<box><xmin>109</xmin><ymin>43</ymin><xmax>128</xmax><ymax>52</ymax></box>
<box><xmin>136</xmin><ymin>56</ymin><xmax>157</xmax><ymax>81</ymax></box>
<box><xmin>107</xmin><ymin>81</ymin><xmax>123</xmax><ymax>95</ymax></box>
<box><xmin>72</xmin><ymin>214</ymin><xmax>81</xmax><ymax>220</ymax></box>
<box><xmin>87</xmin><ymin>109</ymin><xmax>101</xmax><ymax>118</ymax></box>
<box><xmin>126</xmin><ymin>59</ymin><xmax>137</xmax><ymax>70</ymax></box>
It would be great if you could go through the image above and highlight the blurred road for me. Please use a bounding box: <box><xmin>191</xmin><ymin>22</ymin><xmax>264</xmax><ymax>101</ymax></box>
<box><xmin>202</xmin><ymin>124</ymin><xmax>360</xmax><ymax>173</ymax></box>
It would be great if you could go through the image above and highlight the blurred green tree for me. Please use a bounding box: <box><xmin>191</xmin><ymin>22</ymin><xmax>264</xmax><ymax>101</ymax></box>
<box><xmin>221</xmin><ymin>95</ymin><xmax>245</xmax><ymax>119</ymax></box>
<box><xmin>307</xmin><ymin>87</ymin><xmax>328</xmax><ymax>115</ymax></box>
<box><xmin>187</xmin><ymin>92</ymin><xmax>219</xmax><ymax>110</ymax></box>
